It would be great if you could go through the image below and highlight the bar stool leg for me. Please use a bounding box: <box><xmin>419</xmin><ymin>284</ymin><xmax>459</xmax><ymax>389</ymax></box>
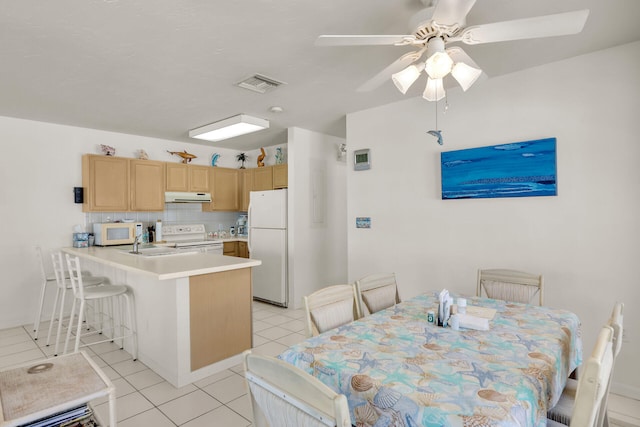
<box><xmin>33</xmin><ymin>246</ymin><xmax>53</xmax><ymax>341</ymax></box>
<box><xmin>63</xmin><ymin>298</ymin><xmax>77</xmax><ymax>355</ymax></box>
<box><xmin>123</xmin><ymin>291</ymin><xmax>138</xmax><ymax>361</ymax></box>
<box><xmin>52</xmin><ymin>287</ymin><xmax>68</xmax><ymax>356</ymax></box>
<box><xmin>73</xmin><ymin>299</ymin><xmax>87</xmax><ymax>354</ymax></box>
<box><xmin>33</xmin><ymin>277</ymin><xmax>48</xmax><ymax>339</ymax></box>
<box><xmin>45</xmin><ymin>286</ymin><xmax>62</xmax><ymax>347</ymax></box>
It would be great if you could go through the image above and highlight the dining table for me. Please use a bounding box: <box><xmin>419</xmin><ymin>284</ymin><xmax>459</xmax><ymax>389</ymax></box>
<box><xmin>278</xmin><ymin>293</ymin><xmax>582</xmax><ymax>427</ymax></box>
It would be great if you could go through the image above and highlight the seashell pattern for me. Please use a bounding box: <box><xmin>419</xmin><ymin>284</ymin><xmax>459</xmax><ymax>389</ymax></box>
<box><xmin>373</xmin><ymin>387</ymin><xmax>402</xmax><ymax>408</ymax></box>
<box><xmin>351</xmin><ymin>374</ymin><xmax>375</xmax><ymax>392</ymax></box>
<box><xmin>461</xmin><ymin>414</ymin><xmax>494</xmax><ymax>427</ymax></box>
<box><xmin>477</xmin><ymin>389</ymin><xmax>507</xmax><ymax>402</ymax></box>
<box><xmin>354</xmin><ymin>403</ymin><xmax>378</xmax><ymax>425</ymax></box>
<box><xmin>528</xmin><ymin>352</ymin><xmax>554</xmax><ymax>366</ymax></box>
<box><xmin>276</xmin><ymin>292</ymin><xmax>582</xmax><ymax>427</ymax></box>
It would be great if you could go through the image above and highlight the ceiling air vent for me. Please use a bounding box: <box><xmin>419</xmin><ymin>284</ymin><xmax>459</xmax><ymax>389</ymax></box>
<box><xmin>235</xmin><ymin>74</ymin><xmax>286</xmax><ymax>94</ymax></box>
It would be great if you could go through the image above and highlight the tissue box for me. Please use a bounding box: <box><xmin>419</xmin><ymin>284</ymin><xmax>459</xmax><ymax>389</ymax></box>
<box><xmin>73</xmin><ymin>232</ymin><xmax>89</xmax><ymax>241</ymax></box>
<box><xmin>73</xmin><ymin>240</ymin><xmax>89</xmax><ymax>248</ymax></box>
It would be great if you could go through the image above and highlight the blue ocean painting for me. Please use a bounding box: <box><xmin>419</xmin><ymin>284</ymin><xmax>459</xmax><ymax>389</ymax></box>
<box><xmin>441</xmin><ymin>138</ymin><xmax>557</xmax><ymax>200</ymax></box>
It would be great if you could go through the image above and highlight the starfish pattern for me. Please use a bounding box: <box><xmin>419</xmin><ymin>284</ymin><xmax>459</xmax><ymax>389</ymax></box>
<box><xmin>461</xmin><ymin>362</ymin><xmax>499</xmax><ymax>388</ymax></box>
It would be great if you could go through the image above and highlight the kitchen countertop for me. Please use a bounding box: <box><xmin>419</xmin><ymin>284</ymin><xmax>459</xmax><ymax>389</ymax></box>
<box><xmin>63</xmin><ymin>245</ymin><xmax>260</xmax><ymax>280</ymax></box>
<box><xmin>207</xmin><ymin>236</ymin><xmax>248</xmax><ymax>242</ymax></box>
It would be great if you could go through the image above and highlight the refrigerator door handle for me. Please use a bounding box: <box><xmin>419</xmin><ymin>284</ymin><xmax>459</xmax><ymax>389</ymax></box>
<box><xmin>247</xmin><ymin>203</ymin><xmax>252</xmax><ymax>253</ymax></box>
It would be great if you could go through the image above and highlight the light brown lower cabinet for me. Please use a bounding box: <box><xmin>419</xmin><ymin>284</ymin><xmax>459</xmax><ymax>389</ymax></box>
<box><xmin>223</xmin><ymin>241</ymin><xmax>238</xmax><ymax>256</ymax></box>
<box><xmin>238</xmin><ymin>241</ymin><xmax>249</xmax><ymax>258</ymax></box>
<box><xmin>189</xmin><ymin>269</ymin><xmax>252</xmax><ymax>371</ymax></box>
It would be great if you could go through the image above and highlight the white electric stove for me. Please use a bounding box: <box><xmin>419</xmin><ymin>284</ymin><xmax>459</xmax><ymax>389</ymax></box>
<box><xmin>159</xmin><ymin>224</ymin><xmax>223</xmax><ymax>254</ymax></box>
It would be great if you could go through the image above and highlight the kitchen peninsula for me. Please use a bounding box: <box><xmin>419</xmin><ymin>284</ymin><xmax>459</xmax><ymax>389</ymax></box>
<box><xmin>63</xmin><ymin>246</ymin><xmax>261</xmax><ymax>387</ymax></box>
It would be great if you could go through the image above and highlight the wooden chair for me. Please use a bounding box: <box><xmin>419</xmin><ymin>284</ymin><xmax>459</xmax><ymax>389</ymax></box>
<box><xmin>354</xmin><ymin>272</ymin><xmax>401</xmax><ymax>316</ymax></box>
<box><xmin>303</xmin><ymin>284</ymin><xmax>361</xmax><ymax>337</ymax></box>
<box><xmin>477</xmin><ymin>268</ymin><xmax>544</xmax><ymax>305</ymax></box>
<box><xmin>548</xmin><ymin>302</ymin><xmax>624</xmax><ymax>427</ymax></box>
<box><xmin>243</xmin><ymin>351</ymin><xmax>352</xmax><ymax>427</ymax></box>
<box><xmin>547</xmin><ymin>325</ymin><xmax>615</xmax><ymax>427</ymax></box>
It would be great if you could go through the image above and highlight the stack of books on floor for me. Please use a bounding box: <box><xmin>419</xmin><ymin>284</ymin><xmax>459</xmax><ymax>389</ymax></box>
<box><xmin>20</xmin><ymin>405</ymin><xmax>98</xmax><ymax>427</ymax></box>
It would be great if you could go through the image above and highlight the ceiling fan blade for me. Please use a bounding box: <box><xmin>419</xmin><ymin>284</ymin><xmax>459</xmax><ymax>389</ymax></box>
<box><xmin>316</xmin><ymin>35</ymin><xmax>416</xmax><ymax>46</ymax></box>
<box><xmin>357</xmin><ymin>49</ymin><xmax>426</xmax><ymax>92</ymax></box>
<box><xmin>431</xmin><ymin>0</ymin><xmax>477</xmax><ymax>26</ymax></box>
<box><xmin>454</xmin><ymin>9</ymin><xmax>590</xmax><ymax>45</ymax></box>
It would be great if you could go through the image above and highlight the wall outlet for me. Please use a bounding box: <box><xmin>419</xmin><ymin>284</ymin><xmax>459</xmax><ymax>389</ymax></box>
<box><xmin>622</xmin><ymin>327</ymin><xmax>630</xmax><ymax>343</ymax></box>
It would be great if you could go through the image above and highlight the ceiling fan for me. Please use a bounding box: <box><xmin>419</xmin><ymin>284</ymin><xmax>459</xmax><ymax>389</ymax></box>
<box><xmin>316</xmin><ymin>0</ymin><xmax>590</xmax><ymax>101</ymax></box>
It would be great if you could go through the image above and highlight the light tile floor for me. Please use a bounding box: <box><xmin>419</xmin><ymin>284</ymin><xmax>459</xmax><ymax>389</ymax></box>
<box><xmin>1</xmin><ymin>302</ymin><xmax>639</xmax><ymax>426</ymax></box>
<box><xmin>0</xmin><ymin>301</ymin><xmax>306</xmax><ymax>427</ymax></box>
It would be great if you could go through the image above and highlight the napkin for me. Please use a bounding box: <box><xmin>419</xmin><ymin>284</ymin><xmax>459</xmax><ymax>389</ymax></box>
<box><xmin>438</xmin><ymin>289</ymin><xmax>453</xmax><ymax>326</ymax></box>
<box><xmin>457</xmin><ymin>313</ymin><xmax>490</xmax><ymax>331</ymax></box>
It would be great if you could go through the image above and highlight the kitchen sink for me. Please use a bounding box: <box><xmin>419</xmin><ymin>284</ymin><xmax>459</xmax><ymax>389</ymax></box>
<box><xmin>121</xmin><ymin>246</ymin><xmax>189</xmax><ymax>257</ymax></box>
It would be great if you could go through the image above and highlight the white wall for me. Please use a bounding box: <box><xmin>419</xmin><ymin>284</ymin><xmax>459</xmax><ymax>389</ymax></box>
<box><xmin>346</xmin><ymin>41</ymin><xmax>640</xmax><ymax>397</ymax></box>
<box><xmin>288</xmin><ymin>127</ymin><xmax>347</xmax><ymax>309</ymax></box>
<box><xmin>0</xmin><ymin>117</ymin><xmax>243</xmax><ymax>328</ymax></box>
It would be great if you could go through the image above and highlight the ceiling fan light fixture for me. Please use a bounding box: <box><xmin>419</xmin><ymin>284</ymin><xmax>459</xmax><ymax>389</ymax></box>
<box><xmin>425</xmin><ymin>37</ymin><xmax>453</xmax><ymax>79</ymax></box>
<box><xmin>451</xmin><ymin>62</ymin><xmax>482</xmax><ymax>91</ymax></box>
<box><xmin>391</xmin><ymin>62</ymin><xmax>425</xmax><ymax>94</ymax></box>
<box><xmin>189</xmin><ymin>114</ymin><xmax>269</xmax><ymax>142</ymax></box>
<box><xmin>423</xmin><ymin>78</ymin><xmax>445</xmax><ymax>101</ymax></box>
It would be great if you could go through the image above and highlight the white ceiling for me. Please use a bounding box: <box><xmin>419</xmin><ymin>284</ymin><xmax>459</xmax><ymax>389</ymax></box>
<box><xmin>1</xmin><ymin>0</ymin><xmax>639</xmax><ymax>151</ymax></box>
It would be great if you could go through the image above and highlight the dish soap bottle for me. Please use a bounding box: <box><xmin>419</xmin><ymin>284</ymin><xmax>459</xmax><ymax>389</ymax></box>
<box><xmin>155</xmin><ymin>219</ymin><xmax>162</xmax><ymax>242</ymax></box>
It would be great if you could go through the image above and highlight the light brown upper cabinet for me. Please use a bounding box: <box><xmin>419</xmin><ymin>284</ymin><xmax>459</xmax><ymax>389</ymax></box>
<box><xmin>130</xmin><ymin>159</ymin><xmax>165</xmax><ymax>211</ymax></box>
<box><xmin>83</xmin><ymin>155</ymin><xmax>166</xmax><ymax>212</ymax></box>
<box><xmin>239</xmin><ymin>169</ymin><xmax>252</xmax><ymax>212</ymax></box>
<box><xmin>188</xmin><ymin>165</ymin><xmax>210</xmax><ymax>192</ymax></box>
<box><xmin>272</xmin><ymin>164</ymin><xmax>288</xmax><ymax>189</ymax></box>
<box><xmin>83</xmin><ymin>155</ymin><xmax>130</xmax><ymax>212</ymax></box>
<box><xmin>166</xmin><ymin>163</ymin><xmax>210</xmax><ymax>192</ymax></box>
<box><xmin>252</xmin><ymin>167</ymin><xmax>273</xmax><ymax>191</ymax></box>
<box><xmin>203</xmin><ymin>167</ymin><xmax>239</xmax><ymax>211</ymax></box>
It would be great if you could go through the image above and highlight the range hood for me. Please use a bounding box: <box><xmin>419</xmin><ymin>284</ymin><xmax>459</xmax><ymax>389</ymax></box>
<box><xmin>165</xmin><ymin>191</ymin><xmax>212</xmax><ymax>203</ymax></box>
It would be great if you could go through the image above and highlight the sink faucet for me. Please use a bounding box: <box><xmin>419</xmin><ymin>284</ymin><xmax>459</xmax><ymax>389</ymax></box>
<box><xmin>132</xmin><ymin>235</ymin><xmax>140</xmax><ymax>254</ymax></box>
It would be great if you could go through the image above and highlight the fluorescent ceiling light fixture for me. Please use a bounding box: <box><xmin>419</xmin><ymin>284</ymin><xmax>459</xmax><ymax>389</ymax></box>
<box><xmin>423</xmin><ymin>78</ymin><xmax>445</xmax><ymax>101</ymax></box>
<box><xmin>392</xmin><ymin>62</ymin><xmax>425</xmax><ymax>94</ymax></box>
<box><xmin>451</xmin><ymin>62</ymin><xmax>482</xmax><ymax>91</ymax></box>
<box><xmin>189</xmin><ymin>114</ymin><xmax>269</xmax><ymax>142</ymax></box>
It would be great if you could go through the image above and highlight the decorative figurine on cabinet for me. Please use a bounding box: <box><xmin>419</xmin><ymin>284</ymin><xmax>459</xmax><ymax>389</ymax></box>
<box><xmin>236</xmin><ymin>152</ymin><xmax>247</xmax><ymax>169</ymax></box>
<box><xmin>257</xmin><ymin>147</ymin><xmax>266</xmax><ymax>167</ymax></box>
<box><xmin>167</xmin><ymin>150</ymin><xmax>197</xmax><ymax>163</ymax></box>
<box><xmin>137</xmin><ymin>149</ymin><xmax>149</xmax><ymax>160</ymax></box>
<box><xmin>100</xmin><ymin>144</ymin><xmax>116</xmax><ymax>156</ymax></box>
<box><xmin>275</xmin><ymin>147</ymin><xmax>284</xmax><ymax>164</ymax></box>
<box><xmin>211</xmin><ymin>153</ymin><xmax>220</xmax><ymax>167</ymax></box>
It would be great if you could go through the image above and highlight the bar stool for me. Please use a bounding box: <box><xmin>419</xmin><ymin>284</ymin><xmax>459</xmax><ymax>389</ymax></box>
<box><xmin>46</xmin><ymin>251</ymin><xmax>107</xmax><ymax>356</ymax></box>
<box><xmin>33</xmin><ymin>246</ymin><xmax>105</xmax><ymax>341</ymax></box>
<box><xmin>63</xmin><ymin>254</ymin><xmax>138</xmax><ymax>360</ymax></box>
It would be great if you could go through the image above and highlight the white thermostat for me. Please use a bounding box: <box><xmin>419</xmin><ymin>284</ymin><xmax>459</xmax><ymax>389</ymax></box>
<box><xmin>354</xmin><ymin>148</ymin><xmax>371</xmax><ymax>171</ymax></box>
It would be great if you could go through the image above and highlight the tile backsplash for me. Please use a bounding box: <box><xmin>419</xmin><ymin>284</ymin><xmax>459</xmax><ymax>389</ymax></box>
<box><xmin>85</xmin><ymin>204</ymin><xmax>243</xmax><ymax>235</ymax></box>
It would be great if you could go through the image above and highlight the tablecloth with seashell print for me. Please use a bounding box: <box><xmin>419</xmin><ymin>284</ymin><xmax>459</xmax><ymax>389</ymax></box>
<box><xmin>278</xmin><ymin>293</ymin><xmax>582</xmax><ymax>427</ymax></box>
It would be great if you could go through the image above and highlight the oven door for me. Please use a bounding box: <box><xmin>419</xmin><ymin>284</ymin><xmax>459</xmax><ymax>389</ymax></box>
<box><xmin>175</xmin><ymin>243</ymin><xmax>223</xmax><ymax>255</ymax></box>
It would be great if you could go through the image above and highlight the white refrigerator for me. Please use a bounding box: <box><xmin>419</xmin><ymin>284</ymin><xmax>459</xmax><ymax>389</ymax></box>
<box><xmin>248</xmin><ymin>189</ymin><xmax>288</xmax><ymax>307</ymax></box>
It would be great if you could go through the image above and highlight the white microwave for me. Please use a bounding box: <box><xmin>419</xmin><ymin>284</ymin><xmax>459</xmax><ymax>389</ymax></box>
<box><xmin>93</xmin><ymin>222</ymin><xmax>143</xmax><ymax>246</ymax></box>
